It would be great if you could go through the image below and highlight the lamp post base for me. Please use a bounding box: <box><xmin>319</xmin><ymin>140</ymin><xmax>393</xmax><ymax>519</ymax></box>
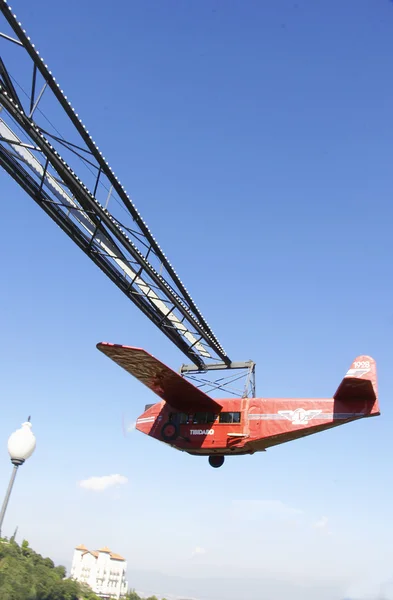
<box><xmin>0</xmin><ymin>464</ymin><xmax>20</xmax><ymax>538</ymax></box>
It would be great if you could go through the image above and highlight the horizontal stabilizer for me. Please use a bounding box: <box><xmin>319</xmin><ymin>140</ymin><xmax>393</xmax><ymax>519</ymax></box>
<box><xmin>97</xmin><ymin>342</ymin><xmax>221</xmax><ymax>412</ymax></box>
<box><xmin>334</xmin><ymin>355</ymin><xmax>378</xmax><ymax>405</ymax></box>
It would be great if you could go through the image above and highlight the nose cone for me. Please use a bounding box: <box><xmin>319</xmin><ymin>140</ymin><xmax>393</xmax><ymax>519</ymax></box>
<box><xmin>135</xmin><ymin>412</ymin><xmax>157</xmax><ymax>434</ymax></box>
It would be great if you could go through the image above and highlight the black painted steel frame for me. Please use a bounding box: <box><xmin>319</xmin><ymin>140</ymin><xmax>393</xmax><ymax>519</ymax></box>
<box><xmin>181</xmin><ymin>360</ymin><xmax>256</xmax><ymax>398</ymax></box>
<box><xmin>0</xmin><ymin>0</ymin><xmax>233</xmax><ymax>370</ymax></box>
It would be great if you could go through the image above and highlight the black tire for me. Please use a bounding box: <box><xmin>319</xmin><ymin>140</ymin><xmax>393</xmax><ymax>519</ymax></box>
<box><xmin>208</xmin><ymin>455</ymin><xmax>225</xmax><ymax>468</ymax></box>
<box><xmin>161</xmin><ymin>422</ymin><xmax>179</xmax><ymax>442</ymax></box>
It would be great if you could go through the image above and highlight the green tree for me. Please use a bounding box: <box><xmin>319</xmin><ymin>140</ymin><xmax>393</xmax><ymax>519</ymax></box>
<box><xmin>125</xmin><ymin>591</ymin><xmax>142</xmax><ymax>600</ymax></box>
<box><xmin>42</xmin><ymin>557</ymin><xmax>55</xmax><ymax>569</ymax></box>
<box><xmin>54</xmin><ymin>565</ymin><xmax>67</xmax><ymax>579</ymax></box>
<box><xmin>0</xmin><ymin>539</ymin><xmax>100</xmax><ymax>600</ymax></box>
<box><xmin>78</xmin><ymin>582</ymin><xmax>102</xmax><ymax>600</ymax></box>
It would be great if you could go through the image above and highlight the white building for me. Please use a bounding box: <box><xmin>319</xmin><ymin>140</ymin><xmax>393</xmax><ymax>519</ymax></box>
<box><xmin>71</xmin><ymin>544</ymin><xmax>128</xmax><ymax>599</ymax></box>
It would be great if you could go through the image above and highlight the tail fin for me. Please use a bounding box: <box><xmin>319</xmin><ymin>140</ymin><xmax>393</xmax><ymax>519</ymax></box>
<box><xmin>334</xmin><ymin>355</ymin><xmax>379</xmax><ymax>412</ymax></box>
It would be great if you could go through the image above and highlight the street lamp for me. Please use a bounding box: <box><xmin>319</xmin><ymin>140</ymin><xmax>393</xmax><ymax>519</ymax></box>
<box><xmin>0</xmin><ymin>417</ymin><xmax>36</xmax><ymax>538</ymax></box>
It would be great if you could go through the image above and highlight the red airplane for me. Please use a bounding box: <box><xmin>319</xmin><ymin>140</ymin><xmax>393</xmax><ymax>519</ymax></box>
<box><xmin>97</xmin><ymin>343</ymin><xmax>380</xmax><ymax>468</ymax></box>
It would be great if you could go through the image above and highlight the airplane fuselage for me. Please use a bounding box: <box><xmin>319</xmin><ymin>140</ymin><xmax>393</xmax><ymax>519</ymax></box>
<box><xmin>136</xmin><ymin>392</ymin><xmax>379</xmax><ymax>461</ymax></box>
<box><xmin>96</xmin><ymin>343</ymin><xmax>380</xmax><ymax>468</ymax></box>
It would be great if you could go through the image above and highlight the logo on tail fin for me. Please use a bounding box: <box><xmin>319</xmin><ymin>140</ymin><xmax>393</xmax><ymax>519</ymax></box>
<box><xmin>346</xmin><ymin>368</ymin><xmax>370</xmax><ymax>378</ymax></box>
<box><xmin>278</xmin><ymin>408</ymin><xmax>322</xmax><ymax>425</ymax></box>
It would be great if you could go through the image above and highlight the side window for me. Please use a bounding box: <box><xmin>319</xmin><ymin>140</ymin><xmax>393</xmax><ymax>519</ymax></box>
<box><xmin>170</xmin><ymin>412</ymin><xmax>219</xmax><ymax>424</ymax></box>
<box><xmin>193</xmin><ymin>412</ymin><xmax>205</xmax><ymax>424</ymax></box>
<box><xmin>169</xmin><ymin>412</ymin><xmax>189</xmax><ymax>424</ymax></box>
<box><xmin>219</xmin><ymin>412</ymin><xmax>241</xmax><ymax>424</ymax></box>
<box><xmin>193</xmin><ymin>412</ymin><xmax>217</xmax><ymax>424</ymax></box>
<box><xmin>206</xmin><ymin>412</ymin><xmax>216</xmax><ymax>423</ymax></box>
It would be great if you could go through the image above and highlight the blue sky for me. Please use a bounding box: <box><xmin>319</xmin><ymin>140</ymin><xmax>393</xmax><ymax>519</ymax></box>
<box><xmin>0</xmin><ymin>1</ymin><xmax>393</xmax><ymax>598</ymax></box>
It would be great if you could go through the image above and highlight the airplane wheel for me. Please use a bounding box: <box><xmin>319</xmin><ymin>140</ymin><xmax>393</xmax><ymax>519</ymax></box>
<box><xmin>209</xmin><ymin>455</ymin><xmax>225</xmax><ymax>468</ymax></box>
<box><xmin>161</xmin><ymin>422</ymin><xmax>178</xmax><ymax>441</ymax></box>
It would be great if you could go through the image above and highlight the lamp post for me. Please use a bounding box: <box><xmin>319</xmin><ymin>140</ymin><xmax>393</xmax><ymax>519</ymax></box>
<box><xmin>0</xmin><ymin>417</ymin><xmax>36</xmax><ymax>538</ymax></box>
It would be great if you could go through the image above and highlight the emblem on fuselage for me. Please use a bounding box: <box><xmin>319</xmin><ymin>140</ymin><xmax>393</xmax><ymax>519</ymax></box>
<box><xmin>278</xmin><ymin>408</ymin><xmax>322</xmax><ymax>425</ymax></box>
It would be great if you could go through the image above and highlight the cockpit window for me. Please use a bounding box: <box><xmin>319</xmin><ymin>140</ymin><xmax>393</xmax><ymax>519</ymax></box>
<box><xmin>169</xmin><ymin>412</ymin><xmax>190</xmax><ymax>424</ymax></box>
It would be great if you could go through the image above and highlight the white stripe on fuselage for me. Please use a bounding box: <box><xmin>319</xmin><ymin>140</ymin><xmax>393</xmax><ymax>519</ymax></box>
<box><xmin>137</xmin><ymin>417</ymin><xmax>156</xmax><ymax>424</ymax></box>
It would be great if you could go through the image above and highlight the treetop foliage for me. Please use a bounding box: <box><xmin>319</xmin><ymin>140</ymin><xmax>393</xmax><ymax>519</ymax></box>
<box><xmin>0</xmin><ymin>537</ymin><xmax>169</xmax><ymax>600</ymax></box>
<box><xmin>0</xmin><ymin>538</ymin><xmax>99</xmax><ymax>600</ymax></box>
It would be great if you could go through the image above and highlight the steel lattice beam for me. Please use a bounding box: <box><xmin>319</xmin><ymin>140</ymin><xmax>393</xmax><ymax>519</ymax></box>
<box><xmin>0</xmin><ymin>0</ymin><xmax>232</xmax><ymax>370</ymax></box>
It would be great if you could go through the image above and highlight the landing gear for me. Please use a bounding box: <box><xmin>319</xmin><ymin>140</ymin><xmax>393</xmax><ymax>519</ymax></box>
<box><xmin>208</xmin><ymin>455</ymin><xmax>225</xmax><ymax>468</ymax></box>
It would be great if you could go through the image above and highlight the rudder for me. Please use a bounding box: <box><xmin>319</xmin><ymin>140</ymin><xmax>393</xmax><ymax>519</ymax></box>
<box><xmin>334</xmin><ymin>355</ymin><xmax>379</xmax><ymax>412</ymax></box>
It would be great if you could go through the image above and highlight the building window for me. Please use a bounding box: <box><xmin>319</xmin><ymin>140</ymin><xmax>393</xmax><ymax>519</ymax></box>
<box><xmin>219</xmin><ymin>412</ymin><xmax>241</xmax><ymax>423</ymax></box>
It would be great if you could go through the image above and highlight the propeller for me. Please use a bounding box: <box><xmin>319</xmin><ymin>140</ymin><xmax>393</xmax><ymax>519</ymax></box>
<box><xmin>121</xmin><ymin>413</ymin><xmax>137</xmax><ymax>438</ymax></box>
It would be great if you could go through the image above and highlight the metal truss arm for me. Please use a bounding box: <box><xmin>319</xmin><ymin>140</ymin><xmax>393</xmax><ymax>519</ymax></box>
<box><xmin>0</xmin><ymin>0</ymin><xmax>232</xmax><ymax>369</ymax></box>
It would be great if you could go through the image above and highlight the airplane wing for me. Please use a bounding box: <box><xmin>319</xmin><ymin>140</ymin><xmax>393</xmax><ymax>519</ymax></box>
<box><xmin>96</xmin><ymin>342</ymin><xmax>222</xmax><ymax>412</ymax></box>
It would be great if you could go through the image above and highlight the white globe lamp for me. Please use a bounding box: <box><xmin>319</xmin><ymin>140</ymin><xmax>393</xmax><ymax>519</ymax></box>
<box><xmin>0</xmin><ymin>417</ymin><xmax>36</xmax><ymax>538</ymax></box>
<box><xmin>7</xmin><ymin>419</ymin><xmax>36</xmax><ymax>465</ymax></box>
